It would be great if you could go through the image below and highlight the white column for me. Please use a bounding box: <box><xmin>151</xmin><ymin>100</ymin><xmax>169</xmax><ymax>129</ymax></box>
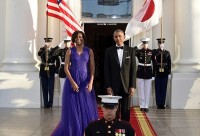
<box><xmin>0</xmin><ymin>1</ymin><xmax>6</xmax><ymax>66</ymax></box>
<box><xmin>0</xmin><ymin>0</ymin><xmax>40</xmax><ymax>108</ymax></box>
<box><xmin>174</xmin><ymin>0</ymin><xmax>200</xmax><ymax>72</ymax></box>
<box><xmin>69</xmin><ymin>0</ymin><xmax>82</xmax><ymax>20</ymax></box>
<box><xmin>0</xmin><ymin>0</ymin><xmax>37</xmax><ymax>72</ymax></box>
<box><xmin>171</xmin><ymin>0</ymin><xmax>200</xmax><ymax>109</ymax></box>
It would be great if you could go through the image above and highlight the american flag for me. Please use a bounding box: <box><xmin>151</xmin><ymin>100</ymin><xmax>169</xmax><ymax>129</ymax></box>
<box><xmin>47</xmin><ymin>0</ymin><xmax>82</xmax><ymax>37</ymax></box>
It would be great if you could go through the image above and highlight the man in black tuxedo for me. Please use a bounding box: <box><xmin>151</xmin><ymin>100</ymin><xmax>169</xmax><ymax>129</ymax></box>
<box><xmin>104</xmin><ymin>29</ymin><xmax>136</xmax><ymax>122</ymax></box>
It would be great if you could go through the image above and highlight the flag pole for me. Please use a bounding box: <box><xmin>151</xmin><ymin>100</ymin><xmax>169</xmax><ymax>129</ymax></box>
<box><xmin>46</xmin><ymin>1</ymin><xmax>49</xmax><ymax>39</ymax></box>
<box><xmin>160</xmin><ymin>0</ymin><xmax>163</xmax><ymax>74</ymax></box>
<box><xmin>160</xmin><ymin>0</ymin><xmax>163</xmax><ymax>40</ymax></box>
<box><xmin>46</xmin><ymin>16</ymin><xmax>48</xmax><ymax>39</ymax></box>
<box><xmin>45</xmin><ymin>0</ymin><xmax>50</xmax><ymax>77</ymax></box>
<box><xmin>160</xmin><ymin>16</ymin><xmax>163</xmax><ymax>39</ymax></box>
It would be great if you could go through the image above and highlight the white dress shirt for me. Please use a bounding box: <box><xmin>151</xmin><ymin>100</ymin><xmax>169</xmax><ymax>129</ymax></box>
<box><xmin>116</xmin><ymin>44</ymin><xmax>124</xmax><ymax>67</ymax></box>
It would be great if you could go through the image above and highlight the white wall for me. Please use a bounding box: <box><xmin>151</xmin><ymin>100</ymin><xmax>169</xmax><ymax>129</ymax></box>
<box><xmin>0</xmin><ymin>0</ymin><xmax>199</xmax><ymax>109</ymax></box>
<box><xmin>0</xmin><ymin>0</ymin><xmax>6</xmax><ymax>68</ymax></box>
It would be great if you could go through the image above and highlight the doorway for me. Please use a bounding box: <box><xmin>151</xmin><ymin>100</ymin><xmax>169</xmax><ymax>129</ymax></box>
<box><xmin>84</xmin><ymin>23</ymin><xmax>128</xmax><ymax>98</ymax></box>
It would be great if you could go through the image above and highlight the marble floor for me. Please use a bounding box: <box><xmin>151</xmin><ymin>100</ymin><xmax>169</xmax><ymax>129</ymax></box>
<box><xmin>0</xmin><ymin>107</ymin><xmax>200</xmax><ymax>136</ymax></box>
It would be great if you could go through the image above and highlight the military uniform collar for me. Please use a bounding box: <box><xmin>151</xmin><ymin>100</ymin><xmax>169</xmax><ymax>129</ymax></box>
<box><xmin>101</xmin><ymin>117</ymin><xmax>118</xmax><ymax>124</ymax></box>
<box><xmin>158</xmin><ymin>48</ymin><xmax>165</xmax><ymax>51</ymax></box>
<box><xmin>142</xmin><ymin>48</ymin><xmax>148</xmax><ymax>51</ymax></box>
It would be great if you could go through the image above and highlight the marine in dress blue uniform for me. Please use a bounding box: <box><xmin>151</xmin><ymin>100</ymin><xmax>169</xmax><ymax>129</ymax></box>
<box><xmin>135</xmin><ymin>38</ymin><xmax>153</xmax><ymax>112</ymax></box>
<box><xmin>38</xmin><ymin>37</ymin><xmax>60</xmax><ymax>108</ymax></box>
<box><xmin>85</xmin><ymin>95</ymin><xmax>135</xmax><ymax>136</ymax></box>
<box><xmin>152</xmin><ymin>38</ymin><xmax>171</xmax><ymax>109</ymax></box>
<box><xmin>57</xmin><ymin>37</ymin><xmax>71</xmax><ymax>106</ymax></box>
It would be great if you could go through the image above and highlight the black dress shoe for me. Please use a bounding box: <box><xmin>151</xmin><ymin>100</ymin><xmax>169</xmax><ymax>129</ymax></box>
<box><xmin>157</xmin><ymin>105</ymin><xmax>165</xmax><ymax>109</ymax></box>
<box><xmin>144</xmin><ymin>108</ymin><xmax>149</xmax><ymax>112</ymax></box>
<box><xmin>157</xmin><ymin>105</ymin><xmax>162</xmax><ymax>109</ymax></box>
<box><xmin>140</xmin><ymin>108</ymin><xmax>144</xmax><ymax>111</ymax></box>
<box><xmin>44</xmin><ymin>105</ymin><xmax>49</xmax><ymax>109</ymax></box>
<box><xmin>161</xmin><ymin>105</ymin><xmax>165</xmax><ymax>109</ymax></box>
<box><xmin>49</xmin><ymin>106</ymin><xmax>52</xmax><ymax>109</ymax></box>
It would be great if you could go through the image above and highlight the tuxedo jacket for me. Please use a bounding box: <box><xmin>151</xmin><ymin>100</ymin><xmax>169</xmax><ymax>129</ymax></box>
<box><xmin>104</xmin><ymin>45</ymin><xmax>136</xmax><ymax>94</ymax></box>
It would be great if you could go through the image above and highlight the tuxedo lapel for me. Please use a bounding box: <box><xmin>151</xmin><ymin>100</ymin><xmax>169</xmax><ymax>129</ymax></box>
<box><xmin>113</xmin><ymin>47</ymin><xmax>120</xmax><ymax>66</ymax></box>
<box><xmin>122</xmin><ymin>45</ymin><xmax>128</xmax><ymax>66</ymax></box>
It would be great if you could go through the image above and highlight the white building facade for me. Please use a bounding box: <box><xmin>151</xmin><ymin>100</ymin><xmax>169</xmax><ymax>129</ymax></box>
<box><xmin>0</xmin><ymin>0</ymin><xmax>200</xmax><ymax>109</ymax></box>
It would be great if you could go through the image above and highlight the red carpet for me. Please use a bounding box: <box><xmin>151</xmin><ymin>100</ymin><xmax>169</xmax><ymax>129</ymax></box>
<box><xmin>98</xmin><ymin>107</ymin><xmax>157</xmax><ymax>136</ymax></box>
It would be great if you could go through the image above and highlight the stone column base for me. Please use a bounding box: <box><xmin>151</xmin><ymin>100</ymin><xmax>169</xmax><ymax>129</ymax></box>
<box><xmin>171</xmin><ymin>72</ymin><xmax>200</xmax><ymax>109</ymax></box>
<box><xmin>0</xmin><ymin>72</ymin><xmax>40</xmax><ymax>108</ymax></box>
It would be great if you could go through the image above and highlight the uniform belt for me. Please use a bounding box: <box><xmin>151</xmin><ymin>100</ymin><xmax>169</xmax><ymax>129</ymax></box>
<box><xmin>41</xmin><ymin>62</ymin><xmax>54</xmax><ymax>65</ymax></box>
<box><xmin>157</xmin><ymin>63</ymin><xmax>167</xmax><ymax>65</ymax></box>
<box><xmin>61</xmin><ymin>62</ymin><xmax>65</xmax><ymax>65</ymax></box>
<box><xmin>138</xmin><ymin>63</ymin><xmax>151</xmax><ymax>66</ymax></box>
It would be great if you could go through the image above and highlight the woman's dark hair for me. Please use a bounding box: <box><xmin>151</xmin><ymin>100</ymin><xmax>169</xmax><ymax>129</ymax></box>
<box><xmin>71</xmin><ymin>31</ymin><xmax>86</xmax><ymax>43</ymax></box>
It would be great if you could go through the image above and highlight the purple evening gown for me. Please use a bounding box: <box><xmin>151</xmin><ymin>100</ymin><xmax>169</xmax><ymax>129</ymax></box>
<box><xmin>51</xmin><ymin>46</ymin><xmax>98</xmax><ymax>136</ymax></box>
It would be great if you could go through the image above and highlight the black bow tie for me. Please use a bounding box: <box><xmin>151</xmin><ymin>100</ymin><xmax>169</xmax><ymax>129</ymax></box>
<box><xmin>116</xmin><ymin>46</ymin><xmax>123</xmax><ymax>49</ymax></box>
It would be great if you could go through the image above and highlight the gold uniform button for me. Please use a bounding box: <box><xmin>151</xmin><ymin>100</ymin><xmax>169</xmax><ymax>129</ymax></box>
<box><xmin>108</xmin><ymin>131</ymin><xmax>111</xmax><ymax>133</ymax></box>
<box><xmin>108</xmin><ymin>125</ymin><xmax>111</xmax><ymax>128</ymax></box>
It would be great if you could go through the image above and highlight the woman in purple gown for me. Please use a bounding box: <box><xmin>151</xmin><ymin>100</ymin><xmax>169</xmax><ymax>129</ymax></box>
<box><xmin>51</xmin><ymin>31</ymin><xmax>98</xmax><ymax>136</ymax></box>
